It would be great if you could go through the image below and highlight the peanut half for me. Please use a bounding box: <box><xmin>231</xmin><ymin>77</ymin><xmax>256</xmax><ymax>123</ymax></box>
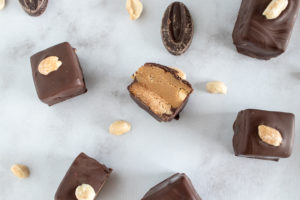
<box><xmin>263</xmin><ymin>0</ymin><xmax>288</xmax><ymax>20</ymax></box>
<box><xmin>126</xmin><ymin>0</ymin><xmax>143</xmax><ymax>20</ymax></box>
<box><xmin>0</xmin><ymin>0</ymin><xmax>5</xmax><ymax>10</ymax></box>
<box><xmin>258</xmin><ymin>125</ymin><xmax>283</xmax><ymax>146</ymax></box>
<box><xmin>109</xmin><ymin>120</ymin><xmax>131</xmax><ymax>136</ymax></box>
<box><xmin>38</xmin><ymin>56</ymin><xmax>62</xmax><ymax>75</ymax></box>
<box><xmin>11</xmin><ymin>164</ymin><xmax>30</xmax><ymax>179</ymax></box>
<box><xmin>206</xmin><ymin>81</ymin><xmax>227</xmax><ymax>94</ymax></box>
<box><xmin>75</xmin><ymin>184</ymin><xmax>96</xmax><ymax>200</ymax></box>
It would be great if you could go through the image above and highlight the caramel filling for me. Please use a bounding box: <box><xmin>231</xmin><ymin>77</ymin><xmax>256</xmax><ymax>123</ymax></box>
<box><xmin>129</xmin><ymin>65</ymin><xmax>192</xmax><ymax>116</ymax></box>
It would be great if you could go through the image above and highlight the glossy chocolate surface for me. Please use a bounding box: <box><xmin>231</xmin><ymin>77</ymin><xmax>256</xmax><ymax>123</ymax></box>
<box><xmin>233</xmin><ymin>109</ymin><xmax>295</xmax><ymax>161</ymax></box>
<box><xmin>55</xmin><ymin>153</ymin><xmax>112</xmax><ymax>200</ymax></box>
<box><xmin>30</xmin><ymin>42</ymin><xmax>87</xmax><ymax>106</ymax></box>
<box><xmin>142</xmin><ymin>173</ymin><xmax>201</xmax><ymax>200</ymax></box>
<box><xmin>232</xmin><ymin>0</ymin><xmax>300</xmax><ymax>60</ymax></box>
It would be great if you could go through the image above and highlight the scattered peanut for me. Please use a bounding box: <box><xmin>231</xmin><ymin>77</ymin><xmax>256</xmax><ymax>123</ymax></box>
<box><xmin>258</xmin><ymin>125</ymin><xmax>283</xmax><ymax>146</ymax></box>
<box><xmin>206</xmin><ymin>81</ymin><xmax>227</xmax><ymax>94</ymax></box>
<box><xmin>263</xmin><ymin>0</ymin><xmax>288</xmax><ymax>20</ymax></box>
<box><xmin>11</xmin><ymin>164</ymin><xmax>30</xmax><ymax>179</ymax></box>
<box><xmin>75</xmin><ymin>184</ymin><xmax>96</xmax><ymax>200</ymax></box>
<box><xmin>0</xmin><ymin>0</ymin><xmax>5</xmax><ymax>10</ymax></box>
<box><xmin>109</xmin><ymin>120</ymin><xmax>131</xmax><ymax>136</ymax></box>
<box><xmin>38</xmin><ymin>56</ymin><xmax>62</xmax><ymax>75</ymax></box>
<box><xmin>126</xmin><ymin>0</ymin><xmax>143</xmax><ymax>20</ymax></box>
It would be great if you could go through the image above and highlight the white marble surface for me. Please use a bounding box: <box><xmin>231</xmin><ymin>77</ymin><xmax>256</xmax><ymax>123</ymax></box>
<box><xmin>0</xmin><ymin>0</ymin><xmax>300</xmax><ymax>199</ymax></box>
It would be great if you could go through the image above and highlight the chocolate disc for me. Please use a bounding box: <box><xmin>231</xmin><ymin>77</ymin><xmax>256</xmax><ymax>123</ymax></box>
<box><xmin>19</xmin><ymin>0</ymin><xmax>48</xmax><ymax>16</ymax></box>
<box><xmin>161</xmin><ymin>2</ymin><xmax>194</xmax><ymax>55</ymax></box>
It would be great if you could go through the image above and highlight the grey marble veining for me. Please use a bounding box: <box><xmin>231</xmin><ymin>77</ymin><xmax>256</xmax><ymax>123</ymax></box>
<box><xmin>0</xmin><ymin>0</ymin><xmax>300</xmax><ymax>199</ymax></box>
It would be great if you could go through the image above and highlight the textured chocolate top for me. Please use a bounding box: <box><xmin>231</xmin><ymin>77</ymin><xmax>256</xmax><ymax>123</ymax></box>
<box><xmin>142</xmin><ymin>173</ymin><xmax>201</xmax><ymax>200</ymax></box>
<box><xmin>233</xmin><ymin>109</ymin><xmax>295</xmax><ymax>160</ymax></box>
<box><xmin>232</xmin><ymin>0</ymin><xmax>300</xmax><ymax>60</ymax></box>
<box><xmin>30</xmin><ymin>42</ymin><xmax>87</xmax><ymax>105</ymax></box>
<box><xmin>55</xmin><ymin>153</ymin><xmax>112</xmax><ymax>200</ymax></box>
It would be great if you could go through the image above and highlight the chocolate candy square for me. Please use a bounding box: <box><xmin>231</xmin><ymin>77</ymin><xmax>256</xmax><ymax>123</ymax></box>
<box><xmin>55</xmin><ymin>153</ymin><xmax>112</xmax><ymax>200</ymax></box>
<box><xmin>142</xmin><ymin>173</ymin><xmax>202</xmax><ymax>200</ymax></box>
<box><xmin>232</xmin><ymin>0</ymin><xmax>300</xmax><ymax>60</ymax></box>
<box><xmin>233</xmin><ymin>109</ymin><xmax>295</xmax><ymax>161</ymax></box>
<box><xmin>128</xmin><ymin>63</ymin><xmax>193</xmax><ymax>122</ymax></box>
<box><xmin>30</xmin><ymin>42</ymin><xmax>87</xmax><ymax>106</ymax></box>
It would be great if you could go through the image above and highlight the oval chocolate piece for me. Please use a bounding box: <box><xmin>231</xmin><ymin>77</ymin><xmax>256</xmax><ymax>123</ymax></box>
<box><xmin>161</xmin><ymin>2</ymin><xmax>194</xmax><ymax>56</ymax></box>
<box><xmin>19</xmin><ymin>0</ymin><xmax>48</xmax><ymax>16</ymax></box>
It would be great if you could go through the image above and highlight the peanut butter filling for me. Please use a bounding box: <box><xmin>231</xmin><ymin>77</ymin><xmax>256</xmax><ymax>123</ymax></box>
<box><xmin>129</xmin><ymin>64</ymin><xmax>192</xmax><ymax>117</ymax></box>
<box><xmin>130</xmin><ymin>83</ymin><xmax>173</xmax><ymax>116</ymax></box>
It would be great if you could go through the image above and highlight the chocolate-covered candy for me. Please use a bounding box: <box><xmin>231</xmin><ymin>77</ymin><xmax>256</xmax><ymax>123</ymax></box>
<box><xmin>161</xmin><ymin>2</ymin><xmax>194</xmax><ymax>55</ymax></box>
<box><xmin>233</xmin><ymin>109</ymin><xmax>295</xmax><ymax>161</ymax></box>
<box><xmin>19</xmin><ymin>0</ymin><xmax>48</xmax><ymax>16</ymax></box>
<box><xmin>142</xmin><ymin>173</ymin><xmax>202</xmax><ymax>200</ymax></box>
<box><xmin>55</xmin><ymin>153</ymin><xmax>112</xmax><ymax>200</ymax></box>
<box><xmin>128</xmin><ymin>63</ymin><xmax>193</xmax><ymax>122</ymax></box>
<box><xmin>30</xmin><ymin>42</ymin><xmax>87</xmax><ymax>106</ymax></box>
<box><xmin>232</xmin><ymin>0</ymin><xmax>300</xmax><ymax>60</ymax></box>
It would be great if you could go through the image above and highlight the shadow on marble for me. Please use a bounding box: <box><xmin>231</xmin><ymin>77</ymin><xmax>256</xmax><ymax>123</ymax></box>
<box><xmin>194</xmin><ymin>81</ymin><xmax>207</xmax><ymax>93</ymax></box>
<box><xmin>99</xmin><ymin>170</ymin><xmax>174</xmax><ymax>199</ymax></box>
<box><xmin>291</xmin><ymin>72</ymin><xmax>300</xmax><ymax>80</ymax></box>
<box><xmin>10</xmin><ymin>39</ymin><xmax>36</xmax><ymax>59</ymax></box>
<box><xmin>181</xmin><ymin>112</ymin><xmax>236</xmax><ymax>155</ymax></box>
<box><xmin>78</xmin><ymin>60</ymin><xmax>108</xmax><ymax>91</ymax></box>
<box><xmin>209</xmin><ymin>28</ymin><xmax>235</xmax><ymax>52</ymax></box>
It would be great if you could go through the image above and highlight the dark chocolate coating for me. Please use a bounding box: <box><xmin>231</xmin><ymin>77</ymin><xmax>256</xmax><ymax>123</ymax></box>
<box><xmin>142</xmin><ymin>173</ymin><xmax>201</xmax><ymax>200</ymax></box>
<box><xmin>30</xmin><ymin>42</ymin><xmax>87</xmax><ymax>106</ymax></box>
<box><xmin>233</xmin><ymin>109</ymin><xmax>295</xmax><ymax>161</ymax></box>
<box><xmin>55</xmin><ymin>153</ymin><xmax>112</xmax><ymax>200</ymax></box>
<box><xmin>232</xmin><ymin>0</ymin><xmax>300</xmax><ymax>60</ymax></box>
<box><xmin>161</xmin><ymin>2</ymin><xmax>194</xmax><ymax>55</ymax></box>
<box><xmin>19</xmin><ymin>0</ymin><xmax>48</xmax><ymax>16</ymax></box>
<box><xmin>128</xmin><ymin>63</ymin><xmax>193</xmax><ymax>122</ymax></box>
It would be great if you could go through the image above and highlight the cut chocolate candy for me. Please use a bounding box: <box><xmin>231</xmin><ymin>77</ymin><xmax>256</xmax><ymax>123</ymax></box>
<box><xmin>233</xmin><ymin>109</ymin><xmax>295</xmax><ymax>161</ymax></box>
<box><xmin>30</xmin><ymin>42</ymin><xmax>87</xmax><ymax>106</ymax></box>
<box><xmin>161</xmin><ymin>2</ymin><xmax>194</xmax><ymax>55</ymax></box>
<box><xmin>19</xmin><ymin>0</ymin><xmax>48</xmax><ymax>16</ymax></box>
<box><xmin>128</xmin><ymin>63</ymin><xmax>193</xmax><ymax>122</ymax></box>
<box><xmin>232</xmin><ymin>0</ymin><xmax>300</xmax><ymax>60</ymax></box>
<box><xmin>55</xmin><ymin>153</ymin><xmax>112</xmax><ymax>200</ymax></box>
<box><xmin>142</xmin><ymin>173</ymin><xmax>202</xmax><ymax>200</ymax></box>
